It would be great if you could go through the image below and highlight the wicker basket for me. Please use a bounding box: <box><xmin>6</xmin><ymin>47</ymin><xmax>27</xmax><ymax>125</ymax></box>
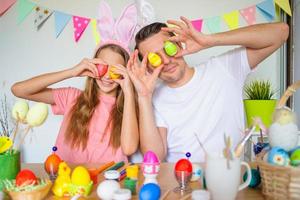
<box><xmin>257</xmin><ymin>80</ymin><xmax>300</xmax><ymax>200</ymax></box>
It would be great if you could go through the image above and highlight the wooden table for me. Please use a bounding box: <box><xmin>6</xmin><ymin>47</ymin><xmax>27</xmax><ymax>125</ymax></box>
<box><xmin>21</xmin><ymin>163</ymin><xmax>264</xmax><ymax>200</ymax></box>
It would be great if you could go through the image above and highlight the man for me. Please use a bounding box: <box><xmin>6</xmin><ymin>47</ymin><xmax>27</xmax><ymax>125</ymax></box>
<box><xmin>127</xmin><ymin>16</ymin><xmax>289</xmax><ymax>162</ymax></box>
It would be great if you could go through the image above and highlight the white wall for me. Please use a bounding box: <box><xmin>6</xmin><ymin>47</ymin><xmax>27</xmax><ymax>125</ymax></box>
<box><xmin>0</xmin><ymin>0</ymin><xmax>281</xmax><ymax>163</ymax></box>
<box><xmin>294</xmin><ymin>0</ymin><xmax>300</xmax><ymax>127</ymax></box>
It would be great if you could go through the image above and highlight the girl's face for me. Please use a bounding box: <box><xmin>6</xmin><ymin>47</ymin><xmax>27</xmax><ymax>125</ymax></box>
<box><xmin>96</xmin><ymin>48</ymin><xmax>126</xmax><ymax>96</ymax></box>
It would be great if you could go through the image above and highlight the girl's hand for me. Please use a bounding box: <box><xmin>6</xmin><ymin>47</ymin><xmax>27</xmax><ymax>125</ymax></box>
<box><xmin>71</xmin><ymin>58</ymin><xmax>107</xmax><ymax>78</ymax></box>
<box><xmin>127</xmin><ymin>50</ymin><xmax>162</xmax><ymax>98</ymax></box>
<box><xmin>161</xmin><ymin>16</ymin><xmax>212</xmax><ymax>57</ymax></box>
<box><xmin>110</xmin><ymin>65</ymin><xmax>133</xmax><ymax>95</ymax></box>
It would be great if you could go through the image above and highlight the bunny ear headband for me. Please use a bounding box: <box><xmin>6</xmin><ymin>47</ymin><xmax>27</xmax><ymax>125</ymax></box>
<box><xmin>96</xmin><ymin>1</ymin><xmax>138</xmax><ymax>54</ymax></box>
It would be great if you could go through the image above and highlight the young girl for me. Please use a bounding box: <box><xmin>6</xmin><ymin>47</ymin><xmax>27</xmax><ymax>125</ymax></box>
<box><xmin>11</xmin><ymin>1</ymin><xmax>139</xmax><ymax>163</ymax></box>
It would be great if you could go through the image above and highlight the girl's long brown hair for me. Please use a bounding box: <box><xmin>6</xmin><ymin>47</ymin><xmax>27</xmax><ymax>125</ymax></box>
<box><xmin>64</xmin><ymin>44</ymin><xmax>130</xmax><ymax>151</ymax></box>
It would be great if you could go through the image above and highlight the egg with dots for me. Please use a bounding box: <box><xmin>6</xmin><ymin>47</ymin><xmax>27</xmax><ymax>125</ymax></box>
<box><xmin>96</xmin><ymin>64</ymin><xmax>108</xmax><ymax>77</ymax></box>
<box><xmin>108</xmin><ymin>66</ymin><xmax>121</xmax><ymax>80</ymax></box>
<box><xmin>16</xmin><ymin>169</ymin><xmax>38</xmax><ymax>187</ymax></box>
<box><xmin>147</xmin><ymin>53</ymin><xmax>162</xmax><ymax>67</ymax></box>
<box><xmin>175</xmin><ymin>159</ymin><xmax>193</xmax><ymax>172</ymax></box>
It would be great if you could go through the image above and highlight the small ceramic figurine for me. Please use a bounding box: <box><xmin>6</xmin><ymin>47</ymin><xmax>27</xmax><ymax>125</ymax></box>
<box><xmin>142</xmin><ymin>151</ymin><xmax>160</xmax><ymax>185</ymax></box>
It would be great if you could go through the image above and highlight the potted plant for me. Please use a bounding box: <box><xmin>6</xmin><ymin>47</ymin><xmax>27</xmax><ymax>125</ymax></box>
<box><xmin>243</xmin><ymin>80</ymin><xmax>277</xmax><ymax>130</ymax></box>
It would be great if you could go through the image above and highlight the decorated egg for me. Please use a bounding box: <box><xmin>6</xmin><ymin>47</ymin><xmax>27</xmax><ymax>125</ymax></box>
<box><xmin>109</xmin><ymin>66</ymin><xmax>121</xmax><ymax>79</ymax></box>
<box><xmin>71</xmin><ymin>166</ymin><xmax>91</xmax><ymax>186</ymax></box>
<box><xmin>147</xmin><ymin>53</ymin><xmax>162</xmax><ymax>67</ymax></box>
<box><xmin>175</xmin><ymin>158</ymin><xmax>193</xmax><ymax>172</ymax></box>
<box><xmin>142</xmin><ymin>151</ymin><xmax>160</xmax><ymax>175</ymax></box>
<box><xmin>44</xmin><ymin>146</ymin><xmax>62</xmax><ymax>175</ymax></box>
<box><xmin>0</xmin><ymin>136</ymin><xmax>13</xmax><ymax>154</ymax></box>
<box><xmin>26</xmin><ymin>103</ymin><xmax>48</xmax><ymax>127</ymax></box>
<box><xmin>290</xmin><ymin>148</ymin><xmax>300</xmax><ymax>167</ymax></box>
<box><xmin>267</xmin><ymin>147</ymin><xmax>290</xmax><ymax>166</ymax></box>
<box><xmin>16</xmin><ymin>169</ymin><xmax>37</xmax><ymax>186</ymax></box>
<box><xmin>143</xmin><ymin>151</ymin><xmax>160</xmax><ymax>164</ymax></box>
<box><xmin>191</xmin><ymin>163</ymin><xmax>202</xmax><ymax>181</ymax></box>
<box><xmin>139</xmin><ymin>183</ymin><xmax>161</xmax><ymax>200</ymax></box>
<box><xmin>164</xmin><ymin>41</ymin><xmax>177</xmax><ymax>56</ymax></box>
<box><xmin>96</xmin><ymin>64</ymin><xmax>108</xmax><ymax>77</ymax></box>
<box><xmin>97</xmin><ymin>179</ymin><xmax>120</xmax><ymax>200</ymax></box>
<box><xmin>243</xmin><ymin>168</ymin><xmax>261</xmax><ymax>188</ymax></box>
<box><xmin>12</xmin><ymin>99</ymin><xmax>29</xmax><ymax>121</ymax></box>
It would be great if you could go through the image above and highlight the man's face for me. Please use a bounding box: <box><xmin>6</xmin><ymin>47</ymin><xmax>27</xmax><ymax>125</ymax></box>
<box><xmin>138</xmin><ymin>31</ymin><xmax>187</xmax><ymax>84</ymax></box>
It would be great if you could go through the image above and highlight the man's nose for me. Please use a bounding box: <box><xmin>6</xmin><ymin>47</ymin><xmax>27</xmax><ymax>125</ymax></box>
<box><xmin>158</xmin><ymin>50</ymin><xmax>170</xmax><ymax>65</ymax></box>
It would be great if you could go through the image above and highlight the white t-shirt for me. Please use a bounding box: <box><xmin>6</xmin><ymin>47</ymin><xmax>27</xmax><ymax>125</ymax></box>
<box><xmin>152</xmin><ymin>47</ymin><xmax>252</xmax><ymax>163</ymax></box>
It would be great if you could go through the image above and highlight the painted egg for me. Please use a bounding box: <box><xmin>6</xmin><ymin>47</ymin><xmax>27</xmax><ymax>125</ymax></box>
<box><xmin>97</xmin><ymin>180</ymin><xmax>120</xmax><ymax>199</ymax></box>
<box><xmin>26</xmin><ymin>103</ymin><xmax>48</xmax><ymax>127</ymax></box>
<box><xmin>16</xmin><ymin>169</ymin><xmax>37</xmax><ymax>186</ymax></box>
<box><xmin>290</xmin><ymin>148</ymin><xmax>300</xmax><ymax>167</ymax></box>
<box><xmin>44</xmin><ymin>147</ymin><xmax>62</xmax><ymax>174</ymax></box>
<box><xmin>71</xmin><ymin>166</ymin><xmax>91</xmax><ymax>186</ymax></box>
<box><xmin>12</xmin><ymin>99</ymin><xmax>29</xmax><ymax>121</ymax></box>
<box><xmin>96</xmin><ymin>64</ymin><xmax>108</xmax><ymax>77</ymax></box>
<box><xmin>139</xmin><ymin>183</ymin><xmax>161</xmax><ymax>200</ymax></box>
<box><xmin>175</xmin><ymin>159</ymin><xmax>193</xmax><ymax>172</ymax></box>
<box><xmin>109</xmin><ymin>66</ymin><xmax>121</xmax><ymax>79</ymax></box>
<box><xmin>267</xmin><ymin>147</ymin><xmax>290</xmax><ymax>166</ymax></box>
<box><xmin>0</xmin><ymin>136</ymin><xmax>13</xmax><ymax>154</ymax></box>
<box><xmin>191</xmin><ymin>163</ymin><xmax>202</xmax><ymax>181</ymax></box>
<box><xmin>147</xmin><ymin>53</ymin><xmax>162</xmax><ymax>67</ymax></box>
<box><xmin>164</xmin><ymin>41</ymin><xmax>177</xmax><ymax>56</ymax></box>
<box><xmin>143</xmin><ymin>151</ymin><xmax>159</xmax><ymax>164</ymax></box>
<box><xmin>243</xmin><ymin>168</ymin><xmax>261</xmax><ymax>188</ymax></box>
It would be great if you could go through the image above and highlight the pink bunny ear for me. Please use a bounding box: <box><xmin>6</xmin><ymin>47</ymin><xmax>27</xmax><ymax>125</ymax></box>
<box><xmin>97</xmin><ymin>1</ymin><xmax>114</xmax><ymax>42</ymax></box>
<box><xmin>114</xmin><ymin>3</ymin><xmax>138</xmax><ymax>46</ymax></box>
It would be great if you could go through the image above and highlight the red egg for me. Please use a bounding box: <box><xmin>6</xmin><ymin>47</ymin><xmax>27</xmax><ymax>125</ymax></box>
<box><xmin>16</xmin><ymin>169</ymin><xmax>37</xmax><ymax>186</ymax></box>
<box><xmin>97</xmin><ymin>64</ymin><xmax>108</xmax><ymax>77</ymax></box>
<box><xmin>44</xmin><ymin>153</ymin><xmax>62</xmax><ymax>174</ymax></box>
<box><xmin>174</xmin><ymin>159</ymin><xmax>193</xmax><ymax>172</ymax></box>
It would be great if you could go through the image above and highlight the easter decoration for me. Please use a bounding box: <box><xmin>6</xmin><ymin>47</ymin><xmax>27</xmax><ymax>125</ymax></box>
<box><xmin>2</xmin><ymin>169</ymin><xmax>52</xmax><ymax>200</ymax></box>
<box><xmin>164</xmin><ymin>41</ymin><xmax>178</xmax><ymax>56</ymax></box>
<box><xmin>96</xmin><ymin>64</ymin><xmax>108</xmax><ymax>77</ymax></box>
<box><xmin>147</xmin><ymin>52</ymin><xmax>162</xmax><ymax>67</ymax></box>
<box><xmin>108</xmin><ymin>66</ymin><xmax>121</xmax><ymax>80</ymax></box>
<box><xmin>44</xmin><ymin>146</ymin><xmax>62</xmax><ymax>182</ymax></box>
<box><xmin>97</xmin><ymin>170</ymin><xmax>121</xmax><ymax>199</ymax></box>
<box><xmin>142</xmin><ymin>151</ymin><xmax>160</xmax><ymax>185</ymax></box>
<box><xmin>139</xmin><ymin>183</ymin><xmax>161</xmax><ymax>200</ymax></box>
<box><xmin>52</xmin><ymin>162</ymin><xmax>93</xmax><ymax>197</ymax></box>
<box><xmin>173</xmin><ymin>152</ymin><xmax>193</xmax><ymax>193</ymax></box>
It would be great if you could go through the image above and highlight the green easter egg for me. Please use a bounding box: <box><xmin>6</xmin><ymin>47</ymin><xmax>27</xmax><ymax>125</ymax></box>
<box><xmin>12</xmin><ymin>100</ymin><xmax>29</xmax><ymax>121</ymax></box>
<box><xmin>164</xmin><ymin>41</ymin><xmax>177</xmax><ymax>56</ymax></box>
<box><xmin>26</xmin><ymin>103</ymin><xmax>48</xmax><ymax>127</ymax></box>
<box><xmin>290</xmin><ymin>149</ymin><xmax>300</xmax><ymax>166</ymax></box>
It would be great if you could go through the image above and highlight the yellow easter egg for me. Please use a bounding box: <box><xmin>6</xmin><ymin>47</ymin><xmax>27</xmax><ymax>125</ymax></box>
<box><xmin>147</xmin><ymin>52</ymin><xmax>162</xmax><ymax>67</ymax></box>
<box><xmin>26</xmin><ymin>103</ymin><xmax>48</xmax><ymax>127</ymax></box>
<box><xmin>12</xmin><ymin>100</ymin><xmax>29</xmax><ymax>121</ymax></box>
<box><xmin>0</xmin><ymin>136</ymin><xmax>13</xmax><ymax>154</ymax></box>
<box><xmin>71</xmin><ymin>166</ymin><xmax>91</xmax><ymax>186</ymax></box>
<box><xmin>109</xmin><ymin>66</ymin><xmax>121</xmax><ymax>80</ymax></box>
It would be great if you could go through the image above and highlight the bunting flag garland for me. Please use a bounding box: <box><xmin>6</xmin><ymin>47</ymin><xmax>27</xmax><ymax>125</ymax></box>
<box><xmin>239</xmin><ymin>6</ymin><xmax>256</xmax><ymax>25</ymax></box>
<box><xmin>256</xmin><ymin>0</ymin><xmax>275</xmax><ymax>22</ymax></box>
<box><xmin>73</xmin><ymin>16</ymin><xmax>90</xmax><ymax>42</ymax></box>
<box><xmin>191</xmin><ymin>19</ymin><xmax>203</xmax><ymax>32</ymax></box>
<box><xmin>2</xmin><ymin>0</ymin><xmax>292</xmax><ymax>43</ymax></box>
<box><xmin>54</xmin><ymin>11</ymin><xmax>71</xmax><ymax>38</ymax></box>
<box><xmin>223</xmin><ymin>10</ymin><xmax>239</xmax><ymax>30</ymax></box>
<box><xmin>34</xmin><ymin>6</ymin><xmax>53</xmax><ymax>30</ymax></box>
<box><xmin>0</xmin><ymin>0</ymin><xmax>16</xmax><ymax>16</ymax></box>
<box><xmin>17</xmin><ymin>0</ymin><xmax>35</xmax><ymax>24</ymax></box>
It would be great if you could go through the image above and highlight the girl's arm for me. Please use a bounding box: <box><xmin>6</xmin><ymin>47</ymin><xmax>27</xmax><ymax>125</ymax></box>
<box><xmin>11</xmin><ymin>58</ymin><xmax>101</xmax><ymax>104</ymax></box>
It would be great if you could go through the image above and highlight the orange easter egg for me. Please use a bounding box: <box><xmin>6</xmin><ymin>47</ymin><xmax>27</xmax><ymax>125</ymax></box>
<box><xmin>44</xmin><ymin>147</ymin><xmax>62</xmax><ymax>174</ymax></box>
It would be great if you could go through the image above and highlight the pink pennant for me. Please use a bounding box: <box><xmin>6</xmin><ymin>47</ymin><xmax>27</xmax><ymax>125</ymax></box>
<box><xmin>0</xmin><ymin>0</ymin><xmax>16</xmax><ymax>16</ymax></box>
<box><xmin>191</xmin><ymin>19</ymin><xmax>203</xmax><ymax>32</ymax></box>
<box><xmin>239</xmin><ymin>6</ymin><xmax>256</xmax><ymax>25</ymax></box>
<box><xmin>72</xmin><ymin>16</ymin><xmax>90</xmax><ymax>42</ymax></box>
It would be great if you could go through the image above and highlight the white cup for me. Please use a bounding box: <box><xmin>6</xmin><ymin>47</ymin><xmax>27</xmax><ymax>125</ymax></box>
<box><xmin>205</xmin><ymin>153</ymin><xmax>251</xmax><ymax>200</ymax></box>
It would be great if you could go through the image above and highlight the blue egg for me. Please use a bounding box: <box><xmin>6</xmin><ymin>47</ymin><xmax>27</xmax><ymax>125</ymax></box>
<box><xmin>139</xmin><ymin>183</ymin><xmax>161</xmax><ymax>200</ymax></box>
<box><xmin>267</xmin><ymin>147</ymin><xmax>290</xmax><ymax>166</ymax></box>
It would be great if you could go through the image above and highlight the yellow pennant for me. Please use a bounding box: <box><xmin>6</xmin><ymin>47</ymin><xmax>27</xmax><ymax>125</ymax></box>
<box><xmin>91</xmin><ymin>19</ymin><xmax>101</xmax><ymax>45</ymax></box>
<box><xmin>274</xmin><ymin>0</ymin><xmax>292</xmax><ymax>16</ymax></box>
<box><xmin>223</xmin><ymin>10</ymin><xmax>239</xmax><ymax>30</ymax></box>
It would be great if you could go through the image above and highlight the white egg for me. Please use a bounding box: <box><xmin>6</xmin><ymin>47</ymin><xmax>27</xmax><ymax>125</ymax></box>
<box><xmin>12</xmin><ymin>99</ymin><xmax>29</xmax><ymax>121</ymax></box>
<box><xmin>26</xmin><ymin>103</ymin><xmax>48</xmax><ymax>127</ymax></box>
<box><xmin>97</xmin><ymin>180</ymin><xmax>120</xmax><ymax>200</ymax></box>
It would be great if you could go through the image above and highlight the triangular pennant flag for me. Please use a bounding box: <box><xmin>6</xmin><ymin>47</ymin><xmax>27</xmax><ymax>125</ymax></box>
<box><xmin>240</xmin><ymin>6</ymin><xmax>256</xmax><ymax>25</ymax></box>
<box><xmin>256</xmin><ymin>0</ymin><xmax>275</xmax><ymax>22</ymax></box>
<box><xmin>204</xmin><ymin>16</ymin><xmax>221</xmax><ymax>33</ymax></box>
<box><xmin>191</xmin><ymin>19</ymin><xmax>203</xmax><ymax>32</ymax></box>
<box><xmin>275</xmin><ymin>4</ymin><xmax>281</xmax><ymax>21</ymax></box>
<box><xmin>54</xmin><ymin>11</ymin><xmax>71</xmax><ymax>38</ymax></box>
<box><xmin>0</xmin><ymin>0</ymin><xmax>16</xmax><ymax>16</ymax></box>
<box><xmin>274</xmin><ymin>0</ymin><xmax>292</xmax><ymax>16</ymax></box>
<box><xmin>222</xmin><ymin>10</ymin><xmax>239</xmax><ymax>30</ymax></box>
<box><xmin>72</xmin><ymin>16</ymin><xmax>90</xmax><ymax>42</ymax></box>
<box><xmin>91</xmin><ymin>19</ymin><xmax>100</xmax><ymax>45</ymax></box>
<box><xmin>17</xmin><ymin>0</ymin><xmax>36</xmax><ymax>24</ymax></box>
<box><xmin>34</xmin><ymin>6</ymin><xmax>53</xmax><ymax>30</ymax></box>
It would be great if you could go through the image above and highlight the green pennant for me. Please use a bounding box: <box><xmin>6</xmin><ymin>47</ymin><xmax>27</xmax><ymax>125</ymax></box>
<box><xmin>17</xmin><ymin>0</ymin><xmax>35</xmax><ymax>24</ymax></box>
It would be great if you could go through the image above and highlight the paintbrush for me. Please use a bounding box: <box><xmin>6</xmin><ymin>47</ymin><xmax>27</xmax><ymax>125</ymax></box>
<box><xmin>234</xmin><ymin>126</ymin><xmax>256</xmax><ymax>158</ymax></box>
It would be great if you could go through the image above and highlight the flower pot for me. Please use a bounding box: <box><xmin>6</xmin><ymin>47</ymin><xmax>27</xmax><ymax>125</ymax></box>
<box><xmin>244</xmin><ymin>100</ymin><xmax>277</xmax><ymax>130</ymax></box>
<box><xmin>0</xmin><ymin>150</ymin><xmax>21</xmax><ymax>191</ymax></box>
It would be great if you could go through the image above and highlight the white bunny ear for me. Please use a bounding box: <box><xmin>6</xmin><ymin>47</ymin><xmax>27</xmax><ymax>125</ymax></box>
<box><xmin>97</xmin><ymin>1</ymin><xmax>115</xmax><ymax>42</ymax></box>
<box><xmin>135</xmin><ymin>0</ymin><xmax>155</xmax><ymax>28</ymax></box>
<box><xmin>114</xmin><ymin>3</ymin><xmax>138</xmax><ymax>45</ymax></box>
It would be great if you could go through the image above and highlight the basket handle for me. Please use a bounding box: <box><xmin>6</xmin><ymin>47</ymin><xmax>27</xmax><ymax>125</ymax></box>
<box><xmin>277</xmin><ymin>80</ymin><xmax>300</xmax><ymax>109</ymax></box>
